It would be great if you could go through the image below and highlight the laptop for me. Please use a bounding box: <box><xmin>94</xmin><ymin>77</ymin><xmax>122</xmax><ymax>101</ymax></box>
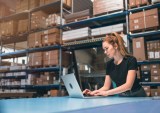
<box><xmin>61</xmin><ymin>73</ymin><xmax>105</xmax><ymax>98</ymax></box>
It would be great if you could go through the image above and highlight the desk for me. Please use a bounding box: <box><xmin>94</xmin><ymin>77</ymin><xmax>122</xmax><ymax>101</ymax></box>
<box><xmin>0</xmin><ymin>97</ymin><xmax>159</xmax><ymax>113</ymax></box>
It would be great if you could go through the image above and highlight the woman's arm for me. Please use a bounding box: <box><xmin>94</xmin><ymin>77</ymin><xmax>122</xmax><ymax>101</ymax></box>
<box><xmin>99</xmin><ymin>75</ymin><xmax>112</xmax><ymax>91</ymax></box>
<box><xmin>89</xmin><ymin>75</ymin><xmax>112</xmax><ymax>95</ymax></box>
<box><xmin>93</xmin><ymin>70</ymin><xmax>136</xmax><ymax>96</ymax></box>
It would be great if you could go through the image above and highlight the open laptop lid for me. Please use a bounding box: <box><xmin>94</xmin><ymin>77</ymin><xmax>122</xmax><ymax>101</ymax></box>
<box><xmin>61</xmin><ymin>73</ymin><xmax>84</xmax><ymax>98</ymax></box>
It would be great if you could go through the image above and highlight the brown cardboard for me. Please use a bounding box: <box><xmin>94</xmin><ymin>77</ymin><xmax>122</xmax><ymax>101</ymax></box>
<box><xmin>28</xmin><ymin>32</ymin><xmax>42</xmax><ymax>48</ymax></box>
<box><xmin>141</xmin><ymin>0</ymin><xmax>149</xmax><ymax>4</ymax></box>
<box><xmin>150</xmin><ymin>64</ymin><xmax>160</xmax><ymax>69</ymax></box>
<box><xmin>151</xmin><ymin>69</ymin><xmax>160</xmax><ymax>76</ymax></box>
<box><xmin>151</xmin><ymin>89</ymin><xmax>160</xmax><ymax>96</ymax></box>
<box><xmin>132</xmin><ymin>37</ymin><xmax>147</xmax><ymax>61</ymax></box>
<box><xmin>29</xmin><ymin>0</ymin><xmax>40</xmax><ymax>9</ymax></box>
<box><xmin>42</xmin><ymin>34</ymin><xmax>60</xmax><ymax>45</ymax></box>
<box><xmin>141</xmin><ymin>65</ymin><xmax>150</xmax><ymax>70</ymax></box>
<box><xmin>145</xmin><ymin>15</ymin><xmax>159</xmax><ymax>28</ymax></box>
<box><xmin>151</xmin><ymin>76</ymin><xmax>160</xmax><ymax>82</ymax></box>
<box><xmin>136</xmin><ymin>0</ymin><xmax>141</xmax><ymax>5</ymax></box>
<box><xmin>129</xmin><ymin>0</ymin><xmax>136</xmax><ymax>7</ymax></box>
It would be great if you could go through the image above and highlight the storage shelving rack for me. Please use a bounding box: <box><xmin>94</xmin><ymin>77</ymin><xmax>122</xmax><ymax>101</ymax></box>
<box><xmin>61</xmin><ymin>3</ymin><xmax>128</xmax><ymax>88</ymax></box>
<box><xmin>127</xmin><ymin>2</ymin><xmax>160</xmax><ymax>87</ymax></box>
<box><xmin>0</xmin><ymin>0</ymin><xmax>160</xmax><ymax>97</ymax></box>
<box><xmin>0</xmin><ymin>0</ymin><xmax>72</xmax><ymax>97</ymax></box>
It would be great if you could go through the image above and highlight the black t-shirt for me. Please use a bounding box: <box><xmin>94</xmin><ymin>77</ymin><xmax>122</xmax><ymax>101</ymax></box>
<box><xmin>106</xmin><ymin>56</ymin><xmax>141</xmax><ymax>91</ymax></box>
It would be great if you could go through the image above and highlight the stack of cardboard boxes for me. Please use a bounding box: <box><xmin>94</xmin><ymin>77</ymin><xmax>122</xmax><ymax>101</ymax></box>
<box><xmin>147</xmin><ymin>40</ymin><xmax>160</xmax><ymax>60</ymax></box>
<box><xmin>129</xmin><ymin>8</ymin><xmax>159</xmax><ymax>32</ymax></box>
<box><xmin>0</xmin><ymin>2</ymin><xmax>12</xmax><ymax>17</ymax></box>
<box><xmin>141</xmin><ymin>64</ymin><xmax>160</xmax><ymax>96</ymax></box>
<box><xmin>28</xmin><ymin>31</ymin><xmax>42</xmax><ymax>48</ymax></box>
<box><xmin>133</xmin><ymin>37</ymin><xmax>160</xmax><ymax>61</ymax></box>
<box><xmin>28</xmin><ymin>50</ymin><xmax>71</xmax><ymax>67</ymax></box>
<box><xmin>31</xmin><ymin>11</ymin><xmax>48</xmax><ymax>30</ymax></box>
<box><xmin>16</xmin><ymin>0</ymin><xmax>30</xmax><ymax>13</ymax></box>
<box><xmin>93</xmin><ymin>0</ymin><xmax>124</xmax><ymax>16</ymax></box>
<box><xmin>0</xmin><ymin>20</ymin><xmax>18</xmax><ymax>36</ymax></box>
<box><xmin>28</xmin><ymin>52</ymin><xmax>43</xmax><ymax>67</ymax></box>
<box><xmin>17</xmin><ymin>19</ymin><xmax>29</xmax><ymax>33</ymax></box>
<box><xmin>42</xmin><ymin>28</ymin><xmax>60</xmax><ymax>45</ymax></box>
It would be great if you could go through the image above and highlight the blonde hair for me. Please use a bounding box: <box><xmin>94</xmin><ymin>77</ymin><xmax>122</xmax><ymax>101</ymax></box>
<box><xmin>103</xmin><ymin>32</ymin><xmax>130</xmax><ymax>57</ymax></box>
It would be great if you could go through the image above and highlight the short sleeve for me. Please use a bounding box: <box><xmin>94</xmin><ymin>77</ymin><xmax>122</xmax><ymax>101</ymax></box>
<box><xmin>106</xmin><ymin>61</ymin><xmax>110</xmax><ymax>75</ymax></box>
<box><xmin>128</xmin><ymin>57</ymin><xmax>138</xmax><ymax>70</ymax></box>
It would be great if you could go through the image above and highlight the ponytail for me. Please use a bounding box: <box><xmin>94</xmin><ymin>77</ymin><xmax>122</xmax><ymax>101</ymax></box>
<box><xmin>103</xmin><ymin>32</ymin><xmax>131</xmax><ymax>57</ymax></box>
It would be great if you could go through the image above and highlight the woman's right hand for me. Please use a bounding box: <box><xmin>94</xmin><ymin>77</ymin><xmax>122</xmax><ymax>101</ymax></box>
<box><xmin>82</xmin><ymin>89</ymin><xmax>92</xmax><ymax>95</ymax></box>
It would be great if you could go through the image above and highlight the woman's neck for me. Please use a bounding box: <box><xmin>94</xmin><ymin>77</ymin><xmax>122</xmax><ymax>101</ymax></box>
<box><xmin>114</xmin><ymin>53</ymin><xmax>124</xmax><ymax>65</ymax></box>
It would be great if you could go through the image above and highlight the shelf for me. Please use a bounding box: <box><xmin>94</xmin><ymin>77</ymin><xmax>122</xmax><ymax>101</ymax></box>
<box><xmin>0</xmin><ymin>50</ymin><xmax>27</xmax><ymax>59</ymax></box>
<box><xmin>63</xmin><ymin>37</ymin><xmax>104</xmax><ymax>50</ymax></box>
<box><xmin>27</xmin><ymin>67</ymin><xmax>60</xmax><ymax>73</ymax></box>
<box><xmin>0</xmin><ymin>75</ymin><xmax>26</xmax><ymax>79</ymax></box>
<box><xmin>129</xmin><ymin>30</ymin><xmax>160</xmax><ymax>38</ymax></box>
<box><xmin>140</xmin><ymin>82</ymin><xmax>160</xmax><ymax>86</ymax></box>
<box><xmin>137</xmin><ymin>60</ymin><xmax>160</xmax><ymax>65</ymax></box>
<box><xmin>128</xmin><ymin>3</ymin><xmax>160</xmax><ymax>13</ymax></box>
<box><xmin>0</xmin><ymin>11</ymin><xmax>29</xmax><ymax>21</ymax></box>
<box><xmin>1</xmin><ymin>84</ymin><xmax>61</xmax><ymax>90</ymax></box>
<box><xmin>28</xmin><ymin>44</ymin><xmax>61</xmax><ymax>53</ymax></box>
<box><xmin>0</xmin><ymin>45</ymin><xmax>61</xmax><ymax>59</ymax></box>
<box><xmin>1</xmin><ymin>33</ymin><xmax>28</xmax><ymax>45</ymax></box>
<box><xmin>62</xmin><ymin>11</ymin><xmax>127</xmax><ymax>29</ymax></box>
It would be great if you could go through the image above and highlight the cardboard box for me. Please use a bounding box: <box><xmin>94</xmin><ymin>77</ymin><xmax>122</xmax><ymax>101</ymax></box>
<box><xmin>151</xmin><ymin>69</ymin><xmax>160</xmax><ymax>76</ymax></box>
<box><xmin>129</xmin><ymin>8</ymin><xmax>159</xmax><ymax>32</ymax></box>
<box><xmin>42</xmin><ymin>34</ymin><xmax>60</xmax><ymax>45</ymax></box>
<box><xmin>150</xmin><ymin>64</ymin><xmax>160</xmax><ymax>69</ymax></box>
<box><xmin>18</xmin><ymin>19</ymin><xmax>28</xmax><ymax>33</ymax></box>
<box><xmin>133</xmin><ymin>37</ymin><xmax>147</xmax><ymax>61</ymax></box>
<box><xmin>29</xmin><ymin>0</ymin><xmax>40</xmax><ymax>9</ymax></box>
<box><xmin>151</xmin><ymin>76</ymin><xmax>160</xmax><ymax>82</ymax></box>
<box><xmin>28</xmin><ymin>32</ymin><xmax>42</xmax><ymax>48</ymax></box>
<box><xmin>141</xmin><ymin>65</ymin><xmax>150</xmax><ymax>71</ymax></box>
<box><xmin>129</xmin><ymin>0</ymin><xmax>136</xmax><ymax>7</ymax></box>
<box><xmin>151</xmin><ymin>89</ymin><xmax>160</xmax><ymax>96</ymax></box>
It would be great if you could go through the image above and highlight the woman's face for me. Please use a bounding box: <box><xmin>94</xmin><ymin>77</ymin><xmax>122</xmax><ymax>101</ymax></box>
<box><xmin>102</xmin><ymin>41</ymin><xmax>117</xmax><ymax>58</ymax></box>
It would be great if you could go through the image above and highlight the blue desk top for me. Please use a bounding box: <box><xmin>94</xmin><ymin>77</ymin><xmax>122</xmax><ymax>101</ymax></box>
<box><xmin>0</xmin><ymin>96</ymin><xmax>159</xmax><ymax>113</ymax></box>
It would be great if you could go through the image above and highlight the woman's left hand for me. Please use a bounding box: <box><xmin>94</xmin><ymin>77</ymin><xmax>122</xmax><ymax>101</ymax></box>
<box><xmin>90</xmin><ymin>90</ymin><xmax>109</xmax><ymax>96</ymax></box>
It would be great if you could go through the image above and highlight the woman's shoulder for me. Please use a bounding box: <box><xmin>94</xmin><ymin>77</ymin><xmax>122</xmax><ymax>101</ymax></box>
<box><xmin>124</xmin><ymin>55</ymin><xmax>137</xmax><ymax>62</ymax></box>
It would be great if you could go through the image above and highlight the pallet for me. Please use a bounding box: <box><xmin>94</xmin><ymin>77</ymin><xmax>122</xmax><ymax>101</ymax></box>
<box><xmin>129</xmin><ymin>2</ymin><xmax>150</xmax><ymax>9</ymax></box>
<box><xmin>66</xmin><ymin>16</ymin><xmax>90</xmax><ymax>23</ymax></box>
<box><xmin>63</xmin><ymin>36</ymin><xmax>91</xmax><ymax>43</ymax></box>
<box><xmin>17</xmin><ymin>31</ymin><xmax>28</xmax><ymax>36</ymax></box>
<box><xmin>130</xmin><ymin>26</ymin><xmax>158</xmax><ymax>33</ymax></box>
<box><xmin>47</xmin><ymin>23</ymin><xmax>57</xmax><ymax>28</ymax></box>
<box><xmin>43</xmin><ymin>64</ymin><xmax>59</xmax><ymax>67</ymax></box>
<box><xmin>29</xmin><ymin>44</ymin><xmax>42</xmax><ymax>48</ymax></box>
<box><xmin>29</xmin><ymin>65</ymin><xmax>43</xmax><ymax>68</ymax></box>
<box><xmin>42</xmin><ymin>42</ymin><xmax>60</xmax><ymax>47</ymax></box>
<box><xmin>94</xmin><ymin>9</ymin><xmax>124</xmax><ymax>17</ymax></box>
<box><xmin>30</xmin><ymin>28</ymin><xmax>44</xmax><ymax>33</ymax></box>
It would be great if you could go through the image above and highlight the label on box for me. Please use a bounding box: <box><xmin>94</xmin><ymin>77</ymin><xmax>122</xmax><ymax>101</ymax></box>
<box><xmin>155</xmin><ymin>52</ymin><xmax>160</xmax><ymax>58</ymax></box>
<box><xmin>134</xmin><ymin>25</ymin><xmax>139</xmax><ymax>29</ymax></box>
<box><xmin>47</xmin><ymin>76</ymin><xmax>49</xmax><ymax>80</ymax></box>
<box><xmin>136</xmin><ymin>42</ymin><xmax>141</xmax><ymax>48</ymax></box>
<box><xmin>134</xmin><ymin>19</ymin><xmax>139</xmax><ymax>23</ymax></box>
<box><xmin>149</xmin><ymin>52</ymin><xmax>154</xmax><ymax>58</ymax></box>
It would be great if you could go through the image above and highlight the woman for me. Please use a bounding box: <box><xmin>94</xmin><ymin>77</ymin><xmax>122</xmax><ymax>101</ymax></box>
<box><xmin>83</xmin><ymin>32</ymin><xmax>146</xmax><ymax>97</ymax></box>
